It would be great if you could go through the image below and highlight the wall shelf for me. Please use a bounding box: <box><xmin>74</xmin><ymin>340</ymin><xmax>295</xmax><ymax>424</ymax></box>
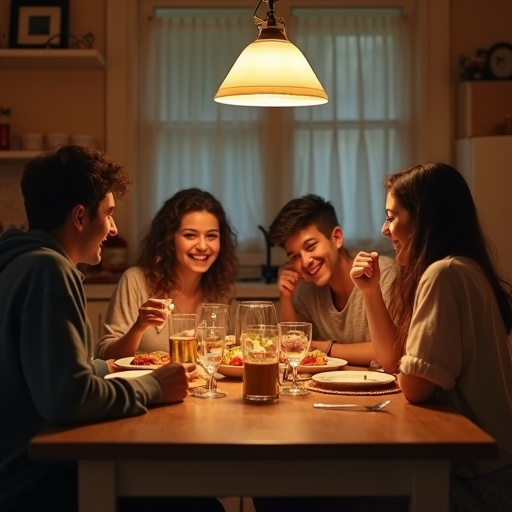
<box><xmin>0</xmin><ymin>49</ymin><xmax>105</xmax><ymax>70</ymax></box>
<box><xmin>0</xmin><ymin>150</ymin><xmax>41</xmax><ymax>162</ymax></box>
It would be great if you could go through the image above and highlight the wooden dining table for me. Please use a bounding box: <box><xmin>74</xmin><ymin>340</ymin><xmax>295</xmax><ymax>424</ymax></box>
<box><xmin>29</xmin><ymin>370</ymin><xmax>497</xmax><ymax>512</ymax></box>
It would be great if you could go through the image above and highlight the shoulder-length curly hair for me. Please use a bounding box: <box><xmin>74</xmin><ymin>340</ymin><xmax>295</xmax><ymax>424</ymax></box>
<box><xmin>137</xmin><ymin>188</ymin><xmax>238</xmax><ymax>300</ymax></box>
<box><xmin>386</xmin><ymin>162</ymin><xmax>512</xmax><ymax>352</ymax></box>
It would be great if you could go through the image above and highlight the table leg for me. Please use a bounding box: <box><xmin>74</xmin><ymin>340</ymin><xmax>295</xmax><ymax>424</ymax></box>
<box><xmin>409</xmin><ymin>459</ymin><xmax>450</xmax><ymax>512</ymax></box>
<box><xmin>79</xmin><ymin>461</ymin><xmax>116</xmax><ymax>512</ymax></box>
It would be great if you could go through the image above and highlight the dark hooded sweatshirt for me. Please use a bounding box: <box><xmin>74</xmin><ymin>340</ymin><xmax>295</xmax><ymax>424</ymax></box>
<box><xmin>0</xmin><ymin>228</ymin><xmax>161</xmax><ymax>509</ymax></box>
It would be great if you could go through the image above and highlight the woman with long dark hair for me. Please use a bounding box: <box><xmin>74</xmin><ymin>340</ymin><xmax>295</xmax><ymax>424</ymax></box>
<box><xmin>351</xmin><ymin>162</ymin><xmax>512</xmax><ymax>511</ymax></box>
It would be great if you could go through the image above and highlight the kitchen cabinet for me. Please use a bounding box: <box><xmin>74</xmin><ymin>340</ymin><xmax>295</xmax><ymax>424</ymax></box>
<box><xmin>88</xmin><ymin>299</ymin><xmax>109</xmax><ymax>341</ymax></box>
<box><xmin>456</xmin><ymin>136</ymin><xmax>512</xmax><ymax>281</ymax></box>
<box><xmin>84</xmin><ymin>284</ymin><xmax>115</xmax><ymax>340</ymax></box>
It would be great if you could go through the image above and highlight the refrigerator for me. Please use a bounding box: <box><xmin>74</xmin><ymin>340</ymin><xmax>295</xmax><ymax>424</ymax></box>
<box><xmin>456</xmin><ymin>136</ymin><xmax>512</xmax><ymax>282</ymax></box>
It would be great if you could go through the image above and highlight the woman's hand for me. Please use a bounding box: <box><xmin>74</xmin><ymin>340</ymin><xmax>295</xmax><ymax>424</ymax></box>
<box><xmin>350</xmin><ymin>251</ymin><xmax>381</xmax><ymax>294</ymax></box>
<box><xmin>133</xmin><ymin>298</ymin><xmax>170</xmax><ymax>331</ymax></box>
<box><xmin>277</xmin><ymin>263</ymin><xmax>302</xmax><ymax>298</ymax></box>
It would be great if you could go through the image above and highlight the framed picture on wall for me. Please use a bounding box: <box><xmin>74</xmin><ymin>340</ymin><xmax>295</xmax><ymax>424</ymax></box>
<box><xmin>8</xmin><ymin>0</ymin><xmax>69</xmax><ymax>49</ymax></box>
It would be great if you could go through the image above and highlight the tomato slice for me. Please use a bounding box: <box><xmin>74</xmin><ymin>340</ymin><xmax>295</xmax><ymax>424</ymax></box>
<box><xmin>229</xmin><ymin>356</ymin><xmax>243</xmax><ymax>366</ymax></box>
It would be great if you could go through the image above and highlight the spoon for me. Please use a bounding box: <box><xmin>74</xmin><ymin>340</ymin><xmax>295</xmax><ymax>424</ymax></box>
<box><xmin>313</xmin><ymin>400</ymin><xmax>391</xmax><ymax>412</ymax></box>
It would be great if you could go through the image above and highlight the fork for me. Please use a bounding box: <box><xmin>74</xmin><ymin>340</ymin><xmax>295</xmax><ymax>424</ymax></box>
<box><xmin>313</xmin><ymin>399</ymin><xmax>391</xmax><ymax>412</ymax></box>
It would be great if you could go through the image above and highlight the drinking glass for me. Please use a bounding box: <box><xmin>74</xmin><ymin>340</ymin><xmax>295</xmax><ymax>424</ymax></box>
<box><xmin>168</xmin><ymin>314</ymin><xmax>197</xmax><ymax>363</ymax></box>
<box><xmin>234</xmin><ymin>301</ymin><xmax>277</xmax><ymax>346</ymax></box>
<box><xmin>242</xmin><ymin>324</ymin><xmax>280</xmax><ymax>402</ymax></box>
<box><xmin>191</xmin><ymin>325</ymin><xmax>227</xmax><ymax>398</ymax></box>
<box><xmin>196</xmin><ymin>303</ymin><xmax>231</xmax><ymax>332</ymax></box>
<box><xmin>192</xmin><ymin>303</ymin><xmax>231</xmax><ymax>398</ymax></box>
<box><xmin>278</xmin><ymin>322</ymin><xmax>313</xmax><ymax>396</ymax></box>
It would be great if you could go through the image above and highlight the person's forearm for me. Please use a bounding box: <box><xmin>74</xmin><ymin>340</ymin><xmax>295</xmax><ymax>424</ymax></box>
<box><xmin>330</xmin><ymin>341</ymin><xmax>376</xmax><ymax>367</ymax></box>
<box><xmin>361</xmin><ymin>289</ymin><xmax>400</xmax><ymax>373</ymax></box>
<box><xmin>310</xmin><ymin>340</ymin><xmax>376</xmax><ymax>367</ymax></box>
<box><xmin>102</xmin><ymin>324</ymin><xmax>146</xmax><ymax>360</ymax></box>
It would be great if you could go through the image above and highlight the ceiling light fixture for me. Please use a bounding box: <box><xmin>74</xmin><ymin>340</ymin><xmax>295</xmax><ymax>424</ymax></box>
<box><xmin>214</xmin><ymin>0</ymin><xmax>328</xmax><ymax>107</ymax></box>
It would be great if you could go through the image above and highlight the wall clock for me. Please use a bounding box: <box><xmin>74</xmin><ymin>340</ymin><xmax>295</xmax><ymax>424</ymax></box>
<box><xmin>485</xmin><ymin>42</ymin><xmax>512</xmax><ymax>79</ymax></box>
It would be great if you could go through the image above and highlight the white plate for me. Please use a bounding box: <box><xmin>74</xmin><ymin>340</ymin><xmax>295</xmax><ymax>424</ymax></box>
<box><xmin>114</xmin><ymin>356</ymin><xmax>162</xmax><ymax>371</ymax></box>
<box><xmin>298</xmin><ymin>357</ymin><xmax>348</xmax><ymax>375</ymax></box>
<box><xmin>312</xmin><ymin>370</ymin><xmax>396</xmax><ymax>389</ymax></box>
<box><xmin>105</xmin><ymin>369</ymin><xmax>154</xmax><ymax>380</ymax></box>
<box><xmin>218</xmin><ymin>364</ymin><xmax>244</xmax><ymax>378</ymax></box>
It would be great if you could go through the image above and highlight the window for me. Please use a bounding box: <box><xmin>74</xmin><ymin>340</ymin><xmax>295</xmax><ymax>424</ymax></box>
<box><xmin>134</xmin><ymin>1</ymin><xmax>420</xmax><ymax>262</ymax></box>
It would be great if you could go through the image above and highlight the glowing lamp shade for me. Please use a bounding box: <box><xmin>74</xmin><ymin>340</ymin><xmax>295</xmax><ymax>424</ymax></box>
<box><xmin>214</xmin><ymin>37</ymin><xmax>328</xmax><ymax>107</ymax></box>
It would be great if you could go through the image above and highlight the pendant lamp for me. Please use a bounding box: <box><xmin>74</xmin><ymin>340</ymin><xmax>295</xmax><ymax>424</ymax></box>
<box><xmin>214</xmin><ymin>0</ymin><xmax>328</xmax><ymax>107</ymax></box>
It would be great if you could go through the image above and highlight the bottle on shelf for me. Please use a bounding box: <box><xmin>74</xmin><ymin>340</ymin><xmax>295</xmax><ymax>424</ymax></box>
<box><xmin>0</xmin><ymin>107</ymin><xmax>11</xmax><ymax>150</ymax></box>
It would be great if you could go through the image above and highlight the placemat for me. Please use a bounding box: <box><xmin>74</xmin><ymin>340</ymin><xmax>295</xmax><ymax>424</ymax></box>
<box><xmin>306</xmin><ymin>380</ymin><xmax>402</xmax><ymax>396</ymax></box>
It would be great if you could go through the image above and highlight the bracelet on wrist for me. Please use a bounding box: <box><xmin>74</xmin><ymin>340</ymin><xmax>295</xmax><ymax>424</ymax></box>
<box><xmin>325</xmin><ymin>339</ymin><xmax>336</xmax><ymax>357</ymax></box>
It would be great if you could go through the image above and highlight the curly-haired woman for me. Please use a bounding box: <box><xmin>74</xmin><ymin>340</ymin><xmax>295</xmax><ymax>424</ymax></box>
<box><xmin>96</xmin><ymin>188</ymin><xmax>238</xmax><ymax>359</ymax></box>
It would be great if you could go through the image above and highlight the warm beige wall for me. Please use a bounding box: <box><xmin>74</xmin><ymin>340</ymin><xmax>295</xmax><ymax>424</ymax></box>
<box><xmin>451</xmin><ymin>0</ymin><xmax>512</xmax><ymax>64</ymax></box>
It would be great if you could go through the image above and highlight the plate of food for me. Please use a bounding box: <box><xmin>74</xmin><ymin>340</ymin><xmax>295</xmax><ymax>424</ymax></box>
<box><xmin>218</xmin><ymin>346</ymin><xmax>244</xmax><ymax>378</ymax></box>
<box><xmin>218</xmin><ymin>364</ymin><xmax>244</xmax><ymax>378</ymax></box>
<box><xmin>297</xmin><ymin>350</ymin><xmax>348</xmax><ymax>374</ymax></box>
<box><xmin>114</xmin><ymin>351</ymin><xmax>170</xmax><ymax>371</ymax></box>
<box><xmin>312</xmin><ymin>370</ymin><xmax>396</xmax><ymax>389</ymax></box>
<box><xmin>105</xmin><ymin>369</ymin><xmax>154</xmax><ymax>380</ymax></box>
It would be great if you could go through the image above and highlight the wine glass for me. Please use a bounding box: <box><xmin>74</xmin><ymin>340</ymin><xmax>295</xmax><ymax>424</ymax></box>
<box><xmin>191</xmin><ymin>325</ymin><xmax>227</xmax><ymax>398</ymax></box>
<box><xmin>192</xmin><ymin>303</ymin><xmax>230</xmax><ymax>398</ymax></box>
<box><xmin>195</xmin><ymin>303</ymin><xmax>231</xmax><ymax>333</ymax></box>
<box><xmin>235</xmin><ymin>301</ymin><xmax>277</xmax><ymax>346</ymax></box>
<box><xmin>278</xmin><ymin>322</ymin><xmax>312</xmax><ymax>396</ymax></box>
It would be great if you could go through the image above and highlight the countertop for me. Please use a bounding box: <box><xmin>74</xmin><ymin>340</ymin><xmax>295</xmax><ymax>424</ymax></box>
<box><xmin>84</xmin><ymin>281</ymin><xmax>280</xmax><ymax>301</ymax></box>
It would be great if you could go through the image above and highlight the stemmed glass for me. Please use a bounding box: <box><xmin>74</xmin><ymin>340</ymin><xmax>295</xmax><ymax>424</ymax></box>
<box><xmin>278</xmin><ymin>322</ymin><xmax>312</xmax><ymax>396</ymax></box>
<box><xmin>192</xmin><ymin>325</ymin><xmax>227</xmax><ymax>398</ymax></box>
<box><xmin>192</xmin><ymin>303</ymin><xmax>230</xmax><ymax>399</ymax></box>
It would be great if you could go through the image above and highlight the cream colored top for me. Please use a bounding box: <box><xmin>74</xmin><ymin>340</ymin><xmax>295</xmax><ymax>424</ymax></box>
<box><xmin>400</xmin><ymin>256</ymin><xmax>512</xmax><ymax>476</ymax></box>
<box><xmin>95</xmin><ymin>267</ymin><xmax>170</xmax><ymax>357</ymax></box>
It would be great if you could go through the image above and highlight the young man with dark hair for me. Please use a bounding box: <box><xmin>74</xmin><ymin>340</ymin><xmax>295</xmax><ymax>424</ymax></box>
<box><xmin>269</xmin><ymin>194</ymin><xmax>397</xmax><ymax>366</ymax></box>
<box><xmin>0</xmin><ymin>145</ymin><xmax>224</xmax><ymax>512</ymax></box>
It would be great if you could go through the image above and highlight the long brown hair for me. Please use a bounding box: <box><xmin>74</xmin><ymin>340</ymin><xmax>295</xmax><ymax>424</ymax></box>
<box><xmin>137</xmin><ymin>188</ymin><xmax>238</xmax><ymax>300</ymax></box>
<box><xmin>386</xmin><ymin>163</ymin><xmax>512</xmax><ymax>352</ymax></box>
